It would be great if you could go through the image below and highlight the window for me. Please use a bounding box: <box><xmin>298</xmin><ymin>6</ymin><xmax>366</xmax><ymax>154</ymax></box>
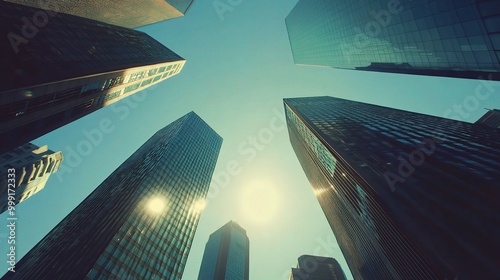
<box><xmin>81</xmin><ymin>81</ymin><xmax>104</xmax><ymax>93</ymax></box>
<box><xmin>148</xmin><ymin>69</ymin><xmax>158</xmax><ymax>76</ymax></box>
<box><xmin>124</xmin><ymin>83</ymin><xmax>140</xmax><ymax>94</ymax></box>
<box><xmin>140</xmin><ymin>78</ymin><xmax>153</xmax><ymax>87</ymax></box>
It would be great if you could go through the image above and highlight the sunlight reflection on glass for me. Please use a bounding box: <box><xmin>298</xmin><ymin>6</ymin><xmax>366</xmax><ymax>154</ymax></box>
<box><xmin>191</xmin><ymin>198</ymin><xmax>206</xmax><ymax>214</ymax></box>
<box><xmin>146</xmin><ymin>197</ymin><xmax>166</xmax><ymax>214</ymax></box>
<box><xmin>313</xmin><ymin>188</ymin><xmax>327</xmax><ymax>196</ymax></box>
<box><xmin>23</xmin><ymin>90</ymin><xmax>33</xmax><ymax>97</ymax></box>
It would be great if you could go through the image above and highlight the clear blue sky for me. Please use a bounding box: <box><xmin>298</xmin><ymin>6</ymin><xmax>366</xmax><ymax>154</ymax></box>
<box><xmin>2</xmin><ymin>1</ymin><xmax>500</xmax><ymax>279</ymax></box>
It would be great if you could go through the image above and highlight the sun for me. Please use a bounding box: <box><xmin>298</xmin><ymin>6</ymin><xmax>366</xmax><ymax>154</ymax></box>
<box><xmin>240</xmin><ymin>182</ymin><xmax>281</xmax><ymax>225</ymax></box>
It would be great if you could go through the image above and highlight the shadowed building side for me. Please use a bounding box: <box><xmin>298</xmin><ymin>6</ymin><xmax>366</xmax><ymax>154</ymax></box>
<box><xmin>474</xmin><ymin>109</ymin><xmax>500</xmax><ymax>128</ymax></box>
<box><xmin>0</xmin><ymin>2</ymin><xmax>186</xmax><ymax>154</ymax></box>
<box><xmin>284</xmin><ymin>96</ymin><xmax>500</xmax><ymax>279</ymax></box>
<box><xmin>1</xmin><ymin>112</ymin><xmax>222</xmax><ymax>280</ymax></box>
<box><xmin>289</xmin><ymin>255</ymin><xmax>347</xmax><ymax>280</ymax></box>
<box><xmin>198</xmin><ymin>221</ymin><xmax>250</xmax><ymax>280</ymax></box>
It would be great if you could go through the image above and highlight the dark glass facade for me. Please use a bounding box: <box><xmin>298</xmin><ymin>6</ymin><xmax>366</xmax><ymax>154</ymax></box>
<box><xmin>198</xmin><ymin>221</ymin><xmax>250</xmax><ymax>280</ymax></box>
<box><xmin>290</xmin><ymin>255</ymin><xmax>347</xmax><ymax>280</ymax></box>
<box><xmin>5</xmin><ymin>0</ymin><xmax>196</xmax><ymax>28</ymax></box>
<box><xmin>0</xmin><ymin>2</ymin><xmax>185</xmax><ymax>154</ymax></box>
<box><xmin>285</xmin><ymin>0</ymin><xmax>500</xmax><ymax>80</ymax></box>
<box><xmin>284</xmin><ymin>97</ymin><xmax>500</xmax><ymax>279</ymax></box>
<box><xmin>1</xmin><ymin>112</ymin><xmax>222</xmax><ymax>280</ymax></box>
<box><xmin>474</xmin><ymin>109</ymin><xmax>500</xmax><ymax>128</ymax></box>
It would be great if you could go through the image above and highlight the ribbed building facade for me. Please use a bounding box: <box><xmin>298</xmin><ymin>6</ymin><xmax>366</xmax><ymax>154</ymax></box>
<box><xmin>198</xmin><ymin>221</ymin><xmax>250</xmax><ymax>280</ymax></box>
<box><xmin>284</xmin><ymin>96</ymin><xmax>500</xmax><ymax>279</ymax></box>
<box><xmin>0</xmin><ymin>143</ymin><xmax>63</xmax><ymax>214</ymax></box>
<box><xmin>0</xmin><ymin>1</ymin><xmax>185</xmax><ymax>154</ymax></box>
<box><xmin>2</xmin><ymin>112</ymin><xmax>222</xmax><ymax>280</ymax></box>
<box><xmin>285</xmin><ymin>0</ymin><xmax>500</xmax><ymax>80</ymax></box>
<box><xmin>289</xmin><ymin>255</ymin><xmax>347</xmax><ymax>280</ymax></box>
<box><xmin>474</xmin><ymin>109</ymin><xmax>500</xmax><ymax>128</ymax></box>
<box><xmin>5</xmin><ymin>0</ymin><xmax>196</xmax><ymax>28</ymax></box>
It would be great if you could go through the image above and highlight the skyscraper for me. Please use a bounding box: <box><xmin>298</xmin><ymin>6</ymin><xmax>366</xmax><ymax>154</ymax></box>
<box><xmin>2</xmin><ymin>112</ymin><xmax>222</xmax><ymax>280</ymax></box>
<box><xmin>285</xmin><ymin>0</ymin><xmax>500</xmax><ymax>80</ymax></box>
<box><xmin>198</xmin><ymin>221</ymin><xmax>250</xmax><ymax>280</ymax></box>
<box><xmin>284</xmin><ymin>96</ymin><xmax>500</xmax><ymax>279</ymax></box>
<box><xmin>0</xmin><ymin>143</ymin><xmax>63</xmax><ymax>214</ymax></box>
<box><xmin>0</xmin><ymin>1</ymin><xmax>186</xmax><ymax>154</ymax></box>
<box><xmin>289</xmin><ymin>255</ymin><xmax>347</xmax><ymax>280</ymax></box>
<box><xmin>5</xmin><ymin>0</ymin><xmax>196</xmax><ymax>28</ymax></box>
<box><xmin>474</xmin><ymin>108</ymin><xmax>500</xmax><ymax>128</ymax></box>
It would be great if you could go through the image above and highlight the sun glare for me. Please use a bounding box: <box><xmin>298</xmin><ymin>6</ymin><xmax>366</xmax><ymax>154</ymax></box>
<box><xmin>241</xmin><ymin>182</ymin><xmax>281</xmax><ymax>225</ymax></box>
<box><xmin>147</xmin><ymin>197</ymin><xmax>166</xmax><ymax>214</ymax></box>
<box><xmin>191</xmin><ymin>199</ymin><xmax>207</xmax><ymax>214</ymax></box>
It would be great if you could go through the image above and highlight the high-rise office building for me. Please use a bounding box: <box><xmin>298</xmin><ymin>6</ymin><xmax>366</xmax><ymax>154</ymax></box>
<box><xmin>5</xmin><ymin>0</ymin><xmax>195</xmax><ymax>28</ymax></box>
<box><xmin>0</xmin><ymin>2</ymin><xmax>186</xmax><ymax>154</ymax></box>
<box><xmin>289</xmin><ymin>255</ymin><xmax>347</xmax><ymax>280</ymax></box>
<box><xmin>198</xmin><ymin>221</ymin><xmax>250</xmax><ymax>280</ymax></box>
<box><xmin>0</xmin><ymin>143</ymin><xmax>63</xmax><ymax>214</ymax></box>
<box><xmin>285</xmin><ymin>0</ymin><xmax>500</xmax><ymax>80</ymax></box>
<box><xmin>284</xmin><ymin>96</ymin><xmax>500</xmax><ymax>279</ymax></box>
<box><xmin>2</xmin><ymin>112</ymin><xmax>222</xmax><ymax>280</ymax></box>
<box><xmin>474</xmin><ymin>109</ymin><xmax>500</xmax><ymax>128</ymax></box>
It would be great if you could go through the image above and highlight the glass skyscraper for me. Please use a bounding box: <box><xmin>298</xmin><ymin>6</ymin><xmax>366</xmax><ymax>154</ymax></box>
<box><xmin>1</xmin><ymin>112</ymin><xmax>222</xmax><ymax>280</ymax></box>
<box><xmin>289</xmin><ymin>255</ymin><xmax>347</xmax><ymax>280</ymax></box>
<box><xmin>5</xmin><ymin>0</ymin><xmax>196</xmax><ymax>28</ymax></box>
<box><xmin>284</xmin><ymin>96</ymin><xmax>500</xmax><ymax>279</ymax></box>
<box><xmin>285</xmin><ymin>0</ymin><xmax>500</xmax><ymax>80</ymax></box>
<box><xmin>0</xmin><ymin>2</ymin><xmax>186</xmax><ymax>154</ymax></box>
<box><xmin>198</xmin><ymin>221</ymin><xmax>250</xmax><ymax>280</ymax></box>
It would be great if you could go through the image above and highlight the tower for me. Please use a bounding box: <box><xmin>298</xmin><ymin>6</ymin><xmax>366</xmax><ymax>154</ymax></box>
<box><xmin>474</xmin><ymin>109</ymin><xmax>500</xmax><ymax>128</ymax></box>
<box><xmin>0</xmin><ymin>1</ymin><xmax>186</xmax><ymax>153</ymax></box>
<box><xmin>2</xmin><ymin>112</ymin><xmax>222</xmax><ymax>280</ymax></box>
<box><xmin>284</xmin><ymin>96</ymin><xmax>500</xmax><ymax>279</ymax></box>
<box><xmin>4</xmin><ymin>0</ymin><xmax>196</xmax><ymax>28</ymax></box>
<box><xmin>285</xmin><ymin>0</ymin><xmax>500</xmax><ymax>80</ymax></box>
<box><xmin>289</xmin><ymin>255</ymin><xmax>347</xmax><ymax>280</ymax></box>
<box><xmin>198</xmin><ymin>221</ymin><xmax>250</xmax><ymax>280</ymax></box>
<box><xmin>0</xmin><ymin>143</ymin><xmax>63</xmax><ymax>214</ymax></box>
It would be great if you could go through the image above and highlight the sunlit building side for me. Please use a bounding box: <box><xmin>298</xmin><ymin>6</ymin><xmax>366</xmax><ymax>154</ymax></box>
<box><xmin>0</xmin><ymin>143</ymin><xmax>63</xmax><ymax>214</ymax></box>
<box><xmin>284</xmin><ymin>96</ymin><xmax>500</xmax><ymax>279</ymax></box>
<box><xmin>5</xmin><ymin>0</ymin><xmax>196</xmax><ymax>28</ymax></box>
<box><xmin>198</xmin><ymin>221</ymin><xmax>250</xmax><ymax>280</ymax></box>
<box><xmin>285</xmin><ymin>0</ymin><xmax>500</xmax><ymax>80</ymax></box>
<box><xmin>0</xmin><ymin>2</ymin><xmax>186</xmax><ymax>154</ymax></box>
<box><xmin>1</xmin><ymin>112</ymin><xmax>222</xmax><ymax>280</ymax></box>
